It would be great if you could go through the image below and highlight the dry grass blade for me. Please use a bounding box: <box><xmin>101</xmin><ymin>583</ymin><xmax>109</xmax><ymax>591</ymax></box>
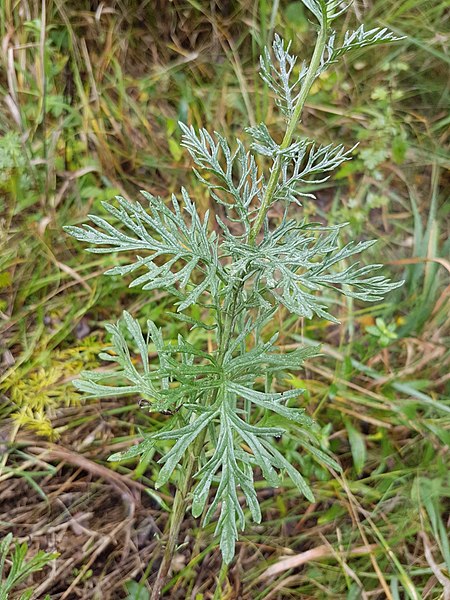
<box><xmin>259</xmin><ymin>543</ymin><xmax>378</xmax><ymax>579</ymax></box>
<box><xmin>420</xmin><ymin>532</ymin><xmax>450</xmax><ymax>599</ymax></box>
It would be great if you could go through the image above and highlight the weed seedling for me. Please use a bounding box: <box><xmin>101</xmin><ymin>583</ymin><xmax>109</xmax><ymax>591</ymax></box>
<box><xmin>65</xmin><ymin>1</ymin><xmax>403</xmax><ymax>596</ymax></box>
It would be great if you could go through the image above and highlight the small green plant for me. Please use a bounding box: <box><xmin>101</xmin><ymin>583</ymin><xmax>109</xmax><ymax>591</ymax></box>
<box><xmin>1</xmin><ymin>342</ymin><xmax>103</xmax><ymax>439</ymax></box>
<box><xmin>366</xmin><ymin>317</ymin><xmax>398</xmax><ymax>347</ymax></box>
<box><xmin>65</xmin><ymin>1</ymin><xmax>403</xmax><ymax>595</ymax></box>
<box><xmin>0</xmin><ymin>533</ymin><xmax>57</xmax><ymax>600</ymax></box>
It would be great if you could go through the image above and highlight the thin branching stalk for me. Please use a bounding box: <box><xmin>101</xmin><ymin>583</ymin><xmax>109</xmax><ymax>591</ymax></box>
<box><xmin>150</xmin><ymin>434</ymin><xmax>205</xmax><ymax>600</ymax></box>
<box><xmin>249</xmin><ymin>18</ymin><xmax>328</xmax><ymax>245</ymax></box>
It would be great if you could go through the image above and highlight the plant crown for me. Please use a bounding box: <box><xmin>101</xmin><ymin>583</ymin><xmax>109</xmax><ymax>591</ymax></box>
<box><xmin>65</xmin><ymin>0</ymin><xmax>403</xmax><ymax>564</ymax></box>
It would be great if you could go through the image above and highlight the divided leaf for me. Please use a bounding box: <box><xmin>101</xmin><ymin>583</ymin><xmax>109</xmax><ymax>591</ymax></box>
<box><xmin>64</xmin><ymin>191</ymin><xmax>221</xmax><ymax>310</ymax></box>
<box><xmin>180</xmin><ymin>123</ymin><xmax>262</xmax><ymax>232</ymax></box>
<box><xmin>191</xmin><ymin>399</ymin><xmax>316</xmax><ymax>564</ymax></box>
<box><xmin>299</xmin><ymin>0</ymin><xmax>350</xmax><ymax>25</ymax></box>
<box><xmin>321</xmin><ymin>25</ymin><xmax>404</xmax><ymax>72</ymax></box>
<box><xmin>225</xmin><ymin>221</ymin><xmax>403</xmax><ymax>322</ymax></box>
<box><xmin>73</xmin><ymin>311</ymin><xmax>173</xmax><ymax>410</ymax></box>
<box><xmin>259</xmin><ymin>34</ymin><xmax>308</xmax><ymax>119</ymax></box>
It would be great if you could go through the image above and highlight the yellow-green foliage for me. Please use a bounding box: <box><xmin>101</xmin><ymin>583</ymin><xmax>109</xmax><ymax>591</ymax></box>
<box><xmin>3</xmin><ymin>340</ymin><xmax>103</xmax><ymax>439</ymax></box>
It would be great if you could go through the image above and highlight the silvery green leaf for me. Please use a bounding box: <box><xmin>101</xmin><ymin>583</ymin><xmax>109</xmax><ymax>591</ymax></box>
<box><xmin>260</xmin><ymin>438</ymin><xmax>315</xmax><ymax>502</ymax></box>
<box><xmin>228</xmin><ymin>382</ymin><xmax>307</xmax><ymax>423</ymax></box>
<box><xmin>169</xmin><ymin>312</ymin><xmax>217</xmax><ymax>331</ymax></box>
<box><xmin>155</xmin><ymin>409</ymin><xmax>218</xmax><ymax>488</ymax></box>
<box><xmin>108</xmin><ymin>437</ymin><xmax>156</xmax><ymax>462</ymax></box>
<box><xmin>259</xmin><ymin>34</ymin><xmax>308</xmax><ymax>119</ymax></box>
<box><xmin>180</xmin><ymin>123</ymin><xmax>262</xmax><ymax>230</ymax></box>
<box><xmin>300</xmin><ymin>0</ymin><xmax>350</xmax><ymax>24</ymax></box>
<box><xmin>331</xmin><ymin>25</ymin><xmax>404</xmax><ymax>64</ymax></box>
<box><xmin>71</xmin><ymin>312</ymin><xmax>178</xmax><ymax>409</ymax></box>
<box><xmin>64</xmin><ymin>191</ymin><xmax>221</xmax><ymax>306</ymax></box>
<box><xmin>239</xmin><ymin>464</ymin><xmax>261</xmax><ymax>523</ymax></box>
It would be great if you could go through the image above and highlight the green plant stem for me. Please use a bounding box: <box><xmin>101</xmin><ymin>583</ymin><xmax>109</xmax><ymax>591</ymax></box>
<box><xmin>150</xmin><ymin>14</ymin><xmax>329</xmax><ymax>597</ymax></box>
<box><xmin>150</xmin><ymin>283</ymin><xmax>241</xmax><ymax>597</ymax></box>
<box><xmin>249</xmin><ymin>17</ymin><xmax>328</xmax><ymax>245</ymax></box>
<box><xmin>150</xmin><ymin>431</ymin><xmax>205</xmax><ymax>600</ymax></box>
<box><xmin>213</xmin><ymin>562</ymin><xmax>229</xmax><ymax>600</ymax></box>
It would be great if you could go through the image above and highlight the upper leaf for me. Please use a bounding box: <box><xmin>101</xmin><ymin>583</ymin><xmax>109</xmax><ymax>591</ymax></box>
<box><xmin>300</xmin><ymin>0</ymin><xmax>350</xmax><ymax>24</ymax></box>
<box><xmin>259</xmin><ymin>34</ymin><xmax>308</xmax><ymax>119</ymax></box>
<box><xmin>320</xmin><ymin>25</ymin><xmax>404</xmax><ymax>73</ymax></box>
<box><xmin>180</xmin><ymin>122</ymin><xmax>263</xmax><ymax>233</ymax></box>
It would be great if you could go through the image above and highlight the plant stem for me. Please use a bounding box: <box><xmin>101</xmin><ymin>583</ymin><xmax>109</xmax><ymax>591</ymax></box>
<box><xmin>150</xmin><ymin>432</ymin><xmax>204</xmax><ymax>599</ymax></box>
<box><xmin>249</xmin><ymin>18</ymin><xmax>328</xmax><ymax>245</ymax></box>
<box><xmin>151</xmin><ymin>284</ymin><xmax>240</xmax><ymax>598</ymax></box>
<box><xmin>151</xmin><ymin>13</ymin><xmax>328</xmax><ymax>597</ymax></box>
<box><xmin>213</xmin><ymin>562</ymin><xmax>229</xmax><ymax>600</ymax></box>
